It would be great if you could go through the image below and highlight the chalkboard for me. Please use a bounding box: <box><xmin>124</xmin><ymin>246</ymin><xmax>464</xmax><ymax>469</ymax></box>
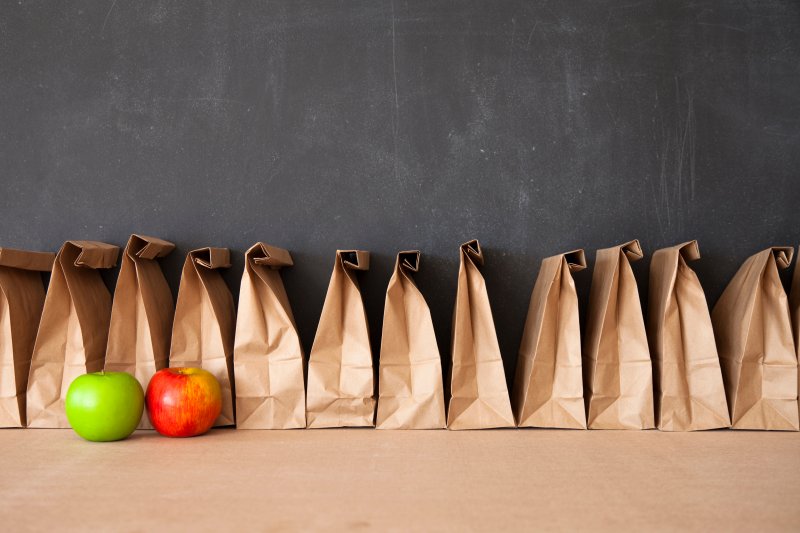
<box><xmin>1</xmin><ymin>1</ymin><xmax>798</xmax><ymax>388</ymax></box>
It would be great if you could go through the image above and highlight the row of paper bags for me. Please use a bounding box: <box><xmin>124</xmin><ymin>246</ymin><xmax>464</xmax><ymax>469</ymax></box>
<box><xmin>1</xmin><ymin>237</ymin><xmax>799</xmax><ymax>431</ymax></box>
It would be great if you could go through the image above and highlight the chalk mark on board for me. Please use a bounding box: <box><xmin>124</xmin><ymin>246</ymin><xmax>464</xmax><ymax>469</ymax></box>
<box><xmin>525</xmin><ymin>21</ymin><xmax>539</xmax><ymax>50</ymax></box>
<box><xmin>100</xmin><ymin>0</ymin><xmax>118</xmax><ymax>36</ymax></box>
<box><xmin>390</xmin><ymin>0</ymin><xmax>400</xmax><ymax>182</ymax></box>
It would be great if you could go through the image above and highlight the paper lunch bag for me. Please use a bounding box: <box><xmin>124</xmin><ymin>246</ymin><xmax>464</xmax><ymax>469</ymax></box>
<box><xmin>376</xmin><ymin>251</ymin><xmax>446</xmax><ymax>429</ymax></box>
<box><xmin>513</xmin><ymin>250</ymin><xmax>587</xmax><ymax>429</ymax></box>
<box><xmin>712</xmin><ymin>247</ymin><xmax>799</xmax><ymax>430</ymax></box>
<box><xmin>233</xmin><ymin>242</ymin><xmax>305</xmax><ymax>429</ymax></box>
<box><xmin>306</xmin><ymin>250</ymin><xmax>374</xmax><ymax>428</ymax></box>
<box><xmin>648</xmin><ymin>241</ymin><xmax>730</xmax><ymax>431</ymax></box>
<box><xmin>104</xmin><ymin>235</ymin><xmax>175</xmax><ymax>429</ymax></box>
<box><xmin>791</xmin><ymin>246</ymin><xmax>800</xmax><ymax>424</ymax></box>
<box><xmin>26</xmin><ymin>241</ymin><xmax>119</xmax><ymax>428</ymax></box>
<box><xmin>170</xmin><ymin>247</ymin><xmax>236</xmax><ymax>427</ymax></box>
<box><xmin>584</xmin><ymin>240</ymin><xmax>655</xmax><ymax>430</ymax></box>
<box><xmin>447</xmin><ymin>240</ymin><xmax>515</xmax><ymax>430</ymax></box>
<box><xmin>0</xmin><ymin>248</ymin><xmax>55</xmax><ymax>427</ymax></box>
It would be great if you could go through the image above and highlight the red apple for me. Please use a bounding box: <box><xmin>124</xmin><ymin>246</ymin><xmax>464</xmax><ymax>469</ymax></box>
<box><xmin>146</xmin><ymin>368</ymin><xmax>222</xmax><ymax>437</ymax></box>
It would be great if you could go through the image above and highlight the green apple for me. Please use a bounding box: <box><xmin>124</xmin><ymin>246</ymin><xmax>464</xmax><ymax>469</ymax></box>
<box><xmin>65</xmin><ymin>371</ymin><xmax>144</xmax><ymax>442</ymax></box>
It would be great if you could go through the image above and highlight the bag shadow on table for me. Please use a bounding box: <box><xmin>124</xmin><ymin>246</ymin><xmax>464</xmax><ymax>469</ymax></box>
<box><xmin>712</xmin><ymin>247</ymin><xmax>799</xmax><ymax>431</ymax></box>
<box><xmin>234</xmin><ymin>242</ymin><xmax>305</xmax><ymax>429</ymax></box>
<box><xmin>513</xmin><ymin>249</ymin><xmax>587</xmax><ymax>429</ymax></box>
<box><xmin>104</xmin><ymin>235</ymin><xmax>175</xmax><ymax>430</ymax></box>
<box><xmin>447</xmin><ymin>240</ymin><xmax>515</xmax><ymax>430</ymax></box>
<box><xmin>648</xmin><ymin>241</ymin><xmax>730</xmax><ymax>431</ymax></box>
<box><xmin>0</xmin><ymin>248</ymin><xmax>55</xmax><ymax>427</ymax></box>
<box><xmin>376</xmin><ymin>251</ymin><xmax>446</xmax><ymax>430</ymax></box>
<box><xmin>26</xmin><ymin>241</ymin><xmax>119</xmax><ymax>428</ymax></box>
<box><xmin>306</xmin><ymin>250</ymin><xmax>374</xmax><ymax>428</ymax></box>
<box><xmin>169</xmin><ymin>247</ymin><xmax>236</xmax><ymax>427</ymax></box>
<box><xmin>583</xmin><ymin>240</ymin><xmax>655</xmax><ymax>430</ymax></box>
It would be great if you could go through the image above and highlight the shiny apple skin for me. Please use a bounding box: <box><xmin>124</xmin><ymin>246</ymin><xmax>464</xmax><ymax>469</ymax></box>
<box><xmin>146</xmin><ymin>367</ymin><xmax>222</xmax><ymax>437</ymax></box>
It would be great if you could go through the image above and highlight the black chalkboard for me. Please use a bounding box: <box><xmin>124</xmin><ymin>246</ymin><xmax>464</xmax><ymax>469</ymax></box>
<box><xmin>1</xmin><ymin>1</ymin><xmax>798</xmax><ymax>387</ymax></box>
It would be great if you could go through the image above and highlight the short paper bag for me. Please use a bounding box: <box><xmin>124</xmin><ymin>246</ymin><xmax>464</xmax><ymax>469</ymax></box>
<box><xmin>712</xmin><ymin>247</ymin><xmax>799</xmax><ymax>430</ymax></box>
<box><xmin>448</xmin><ymin>240</ymin><xmax>514</xmax><ymax>430</ymax></box>
<box><xmin>376</xmin><ymin>251</ymin><xmax>446</xmax><ymax>430</ymax></box>
<box><xmin>233</xmin><ymin>242</ymin><xmax>305</xmax><ymax>429</ymax></box>
<box><xmin>0</xmin><ymin>248</ymin><xmax>55</xmax><ymax>427</ymax></box>
<box><xmin>648</xmin><ymin>241</ymin><xmax>730</xmax><ymax>431</ymax></box>
<box><xmin>513</xmin><ymin>250</ymin><xmax>587</xmax><ymax>429</ymax></box>
<box><xmin>26</xmin><ymin>241</ymin><xmax>119</xmax><ymax>428</ymax></box>
<box><xmin>791</xmin><ymin>246</ymin><xmax>800</xmax><ymax>423</ymax></box>
<box><xmin>170</xmin><ymin>247</ymin><xmax>236</xmax><ymax>427</ymax></box>
<box><xmin>584</xmin><ymin>240</ymin><xmax>655</xmax><ymax>430</ymax></box>
<box><xmin>306</xmin><ymin>250</ymin><xmax>374</xmax><ymax>428</ymax></box>
<box><xmin>104</xmin><ymin>235</ymin><xmax>175</xmax><ymax>429</ymax></box>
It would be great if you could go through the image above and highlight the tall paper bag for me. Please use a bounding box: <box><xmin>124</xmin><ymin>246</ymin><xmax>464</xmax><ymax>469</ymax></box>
<box><xmin>712</xmin><ymin>247</ymin><xmax>799</xmax><ymax>430</ymax></box>
<box><xmin>513</xmin><ymin>250</ymin><xmax>587</xmax><ymax>429</ymax></box>
<box><xmin>376</xmin><ymin>251</ymin><xmax>446</xmax><ymax>430</ymax></box>
<box><xmin>26</xmin><ymin>241</ymin><xmax>119</xmax><ymax>428</ymax></box>
<box><xmin>584</xmin><ymin>240</ymin><xmax>655</xmax><ymax>430</ymax></box>
<box><xmin>306</xmin><ymin>250</ymin><xmax>374</xmax><ymax>428</ymax></box>
<box><xmin>0</xmin><ymin>248</ymin><xmax>54</xmax><ymax>427</ymax></box>
<box><xmin>104</xmin><ymin>235</ymin><xmax>175</xmax><ymax>429</ymax></box>
<box><xmin>170</xmin><ymin>247</ymin><xmax>236</xmax><ymax>427</ymax></box>
<box><xmin>234</xmin><ymin>242</ymin><xmax>305</xmax><ymax>429</ymax></box>
<box><xmin>791</xmin><ymin>246</ymin><xmax>800</xmax><ymax>423</ymax></box>
<box><xmin>448</xmin><ymin>240</ymin><xmax>514</xmax><ymax>430</ymax></box>
<box><xmin>648</xmin><ymin>241</ymin><xmax>729</xmax><ymax>431</ymax></box>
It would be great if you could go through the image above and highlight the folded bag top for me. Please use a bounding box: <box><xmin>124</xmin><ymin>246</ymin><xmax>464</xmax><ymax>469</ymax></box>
<box><xmin>712</xmin><ymin>247</ymin><xmax>798</xmax><ymax>431</ymax></box>
<box><xmin>648</xmin><ymin>241</ymin><xmax>730</xmax><ymax>431</ymax></box>
<box><xmin>0</xmin><ymin>247</ymin><xmax>55</xmax><ymax>428</ymax></box>
<box><xmin>306</xmin><ymin>249</ymin><xmax>375</xmax><ymax>428</ymax></box>
<box><xmin>169</xmin><ymin>247</ymin><xmax>237</xmax><ymax>428</ymax></box>
<box><xmin>233</xmin><ymin>242</ymin><xmax>305</xmax><ymax>430</ymax></box>
<box><xmin>104</xmin><ymin>234</ymin><xmax>175</xmax><ymax>430</ymax></box>
<box><xmin>26</xmin><ymin>241</ymin><xmax>119</xmax><ymax>428</ymax></box>
<box><xmin>584</xmin><ymin>239</ymin><xmax>655</xmax><ymax>430</ymax></box>
<box><xmin>447</xmin><ymin>240</ymin><xmax>515</xmax><ymax>430</ymax></box>
<box><xmin>513</xmin><ymin>249</ymin><xmax>587</xmax><ymax>429</ymax></box>
<box><xmin>376</xmin><ymin>250</ymin><xmax>446</xmax><ymax>429</ymax></box>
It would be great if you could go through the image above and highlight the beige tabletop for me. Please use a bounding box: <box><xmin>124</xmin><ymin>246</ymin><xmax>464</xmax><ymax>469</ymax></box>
<box><xmin>0</xmin><ymin>428</ymin><xmax>798</xmax><ymax>532</ymax></box>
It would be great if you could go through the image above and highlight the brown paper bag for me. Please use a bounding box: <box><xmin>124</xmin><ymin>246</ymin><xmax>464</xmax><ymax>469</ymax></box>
<box><xmin>233</xmin><ymin>242</ymin><xmax>305</xmax><ymax>429</ymax></box>
<box><xmin>648</xmin><ymin>241</ymin><xmax>730</xmax><ymax>431</ymax></box>
<box><xmin>791</xmin><ymin>246</ymin><xmax>800</xmax><ymax>424</ymax></box>
<box><xmin>513</xmin><ymin>250</ymin><xmax>587</xmax><ymax>429</ymax></box>
<box><xmin>169</xmin><ymin>247</ymin><xmax>236</xmax><ymax>427</ymax></box>
<box><xmin>306</xmin><ymin>250</ymin><xmax>374</xmax><ymax>428</ymax></box>
<box><xmin>26</xmin><ymin>241</ymin><xmax>119</xmax><ymax>428</ymax></box>
<box><xmin>0</xmin><ymin>248</ymin><xmax>55</xmax><ymax>427</ymax></box>
<box><xmin>104</xmin><ymin>235</ymin><xmax>175</xmax><ymax>429</ymax></box>
<box><xmin>376</xmin><ymin>251</ymin><xmax>446</xmax><ymax>430</ymax></box>
<box><xmin>448</xmin><ymin>240</ymin><xmax>515</xmax><ymax>430</ymax></box>
<box><xmin>584</xmin><ymin>240</ymin><xmax>655</xmax><ymax>430</ymax></box>
<box><xmin>711</xmin><ymin>247</ymin><xmax>799</xmax><ymax>430</ymax></box>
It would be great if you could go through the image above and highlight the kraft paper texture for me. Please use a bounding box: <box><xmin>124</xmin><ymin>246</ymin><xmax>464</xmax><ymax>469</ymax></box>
<box><xmin>584</xmin><ymin>240</ymin><xmax>655</xmax><ymax>430</ymax></box>
<box><xmin>376</xmin><ymin>251</ymin><xmax>446</xmax><ymax>430</ymax></box>
<box><xmin>447</xmin><ymin>240</ymin><xmax>515</xmax><ymax>430</ymax></box>
<box><xmin>306</xmin><ymin>250</ymin><xmax>375</xmax><ymax>428</ymax></box>
<box><xmin>169</xmin><ymin>247</ymin><xmax>236</xmax><ymax>427</ymax></box>
<box><xmin>513</xmin><ymin>250</ymin><xmax>587</xmax><ymax>429</ymax></box>
<box><xmin>648</xmin><ymin>241</ymin><xmax>730</xmax><ymax>431</ymax></box>
<box><xmin>0</xmin><ymin>248</ymin><xmax>54</xmax><ymax>427</ymax></box>
<box><xmin>712</xmin><ymin>247</ymin><xmax>799</xmax><ymax>430</ymax></box>
<box><xmin>234</xmin><ymin>242</ymin><xmax>305</xmax><ymax>429</ymax></box>
<box><xmin>104</xmin><ymin>235</ymin><xmax>175</xmax><ymax>429</ymax></box>
<box><xmin>26</xmin><ymin>241</ymin><xmax>119</xmax><ymax>428</ymax></box>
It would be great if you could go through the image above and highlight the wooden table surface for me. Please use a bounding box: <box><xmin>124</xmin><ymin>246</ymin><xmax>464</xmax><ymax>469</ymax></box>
<box><xmin>1</xmin><ymin>429</ymin><xmax>798</xmax><ymax>531</ymax></box>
